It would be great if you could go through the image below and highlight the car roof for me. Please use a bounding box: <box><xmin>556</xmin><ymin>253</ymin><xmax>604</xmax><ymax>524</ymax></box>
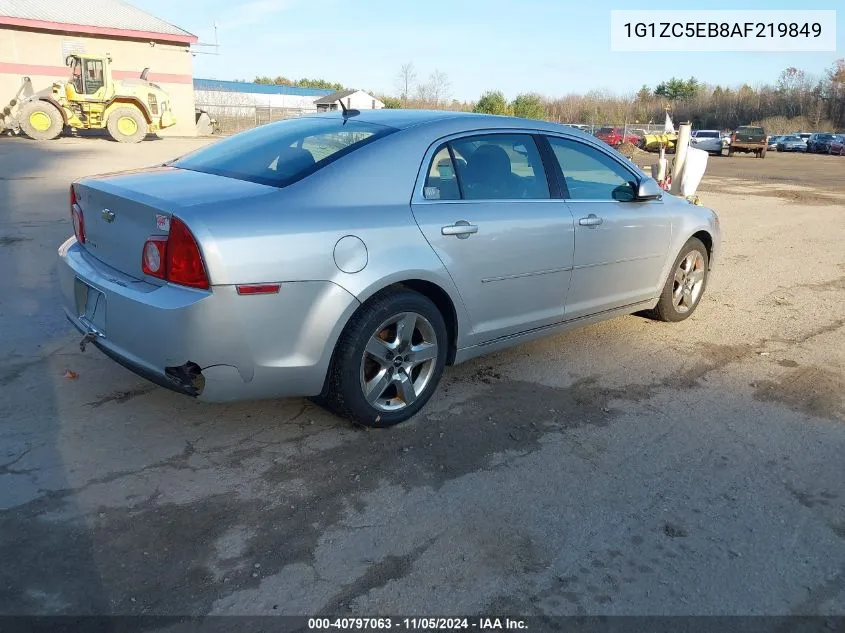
<box><xmin>301</xmin><ymin>109</ymin><xmax>599</xmax><ymax>139</ymax></box>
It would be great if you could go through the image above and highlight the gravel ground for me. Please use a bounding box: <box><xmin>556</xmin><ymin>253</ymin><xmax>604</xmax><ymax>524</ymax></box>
<box><xmin>1</xmin><ymin>136</ymin><xmax>843</xmax><ymax>618</ymax></box>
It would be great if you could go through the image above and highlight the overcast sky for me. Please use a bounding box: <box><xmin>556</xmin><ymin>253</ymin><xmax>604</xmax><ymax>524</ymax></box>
<box><xmin>132</xmin><ymin>0</ymin><xmax>843</xmax><ymax>100</ymax></box>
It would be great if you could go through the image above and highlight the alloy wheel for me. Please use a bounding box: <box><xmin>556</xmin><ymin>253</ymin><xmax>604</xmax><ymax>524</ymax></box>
<box><xmin>672</xmin><ymin>251</ymin><xmax>706</xmax><ymax>313</ymax></box>
<box><xmin>359</xmin><ymin>312</ymin><xmax>438</xmax><ymax>412</ymax></box>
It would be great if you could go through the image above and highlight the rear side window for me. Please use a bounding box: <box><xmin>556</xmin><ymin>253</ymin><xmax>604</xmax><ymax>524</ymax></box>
<box><xmin>423</xmin><ymin>134</ymin><xmax>550</xmax><ymax>201</ymax></box>
<box><xmin>171</xmin><ymin>117</ymin><xmax>395</xmax><ymax>187</ymax></box>
<box><xmin>424</xmin><ymin>145</ymin><xmax>461</xmax><ymax>201</ymax></box>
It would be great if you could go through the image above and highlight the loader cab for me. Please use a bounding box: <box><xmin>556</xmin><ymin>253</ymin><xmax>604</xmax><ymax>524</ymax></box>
<box><xmin>65</xmin><ymin>54</ymin><xmax>112</xmax><ymax>101</ymax></box>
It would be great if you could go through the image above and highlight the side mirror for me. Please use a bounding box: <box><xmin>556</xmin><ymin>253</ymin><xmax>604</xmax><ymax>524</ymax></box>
<box><xmin>636</xmin><ymin>177</ymin><xmax>663</xmax><ymax>201</ymax></box>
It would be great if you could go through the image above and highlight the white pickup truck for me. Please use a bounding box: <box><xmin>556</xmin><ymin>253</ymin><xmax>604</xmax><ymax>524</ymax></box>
<box><xmin>691</xmin><ymin>129</ymin><xmax>729</xmax><ymax>155</ymax></box>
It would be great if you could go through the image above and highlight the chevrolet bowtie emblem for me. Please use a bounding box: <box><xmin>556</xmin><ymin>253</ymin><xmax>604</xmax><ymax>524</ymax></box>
<box><xmin>102</xmin><ymin>209</ymin><xmax>115</xmax><ymax>223</ymax></box>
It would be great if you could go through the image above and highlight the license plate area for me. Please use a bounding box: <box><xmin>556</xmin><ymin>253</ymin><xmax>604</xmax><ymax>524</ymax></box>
<box><xmin>74</xmin><ymin>277</ymin><xmax>107</xmax><ymax>336</ymax></box>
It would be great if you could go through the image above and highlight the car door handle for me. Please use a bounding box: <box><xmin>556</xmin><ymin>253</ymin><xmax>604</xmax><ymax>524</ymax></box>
<box><xmin>578</xmin><ymin>214</ymin><xmax>603</xmax><ymax>227</ymax></box>
<box><xmin>441</xmin><ymin>221</ymin><xmax>478</xmax><ymax>239</ymax></box>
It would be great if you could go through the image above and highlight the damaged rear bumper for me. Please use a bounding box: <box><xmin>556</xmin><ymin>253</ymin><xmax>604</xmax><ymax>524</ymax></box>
<box><xmin>66</xmin><ymin>313</ymin><xmax>206</xmax><ymax>397</ymax></box>
<box><xmin>57</xmin><ymin>237</ymin><xmax>360</xmax><ymax>404</ymax></box>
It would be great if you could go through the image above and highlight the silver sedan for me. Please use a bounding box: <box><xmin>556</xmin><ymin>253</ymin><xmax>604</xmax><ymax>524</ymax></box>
<box><xmin>58</xmin><ymin>110</ymin><xmax>721</xmax><ymax>426</ymax></box>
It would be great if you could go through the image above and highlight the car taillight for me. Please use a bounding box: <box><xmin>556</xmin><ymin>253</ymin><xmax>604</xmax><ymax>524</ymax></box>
<box><xmin>70</xmin><ymin>185</ymin><xmax>85</xmax><ymax>244</ymax></box>
<box><xmin>141</xmin><ymin>236</ymin><xmax>167</xmax><ymax>279</ymax></box>
<box><xmin>141</xmin><ymin>217</ymin><xmax>209</xmax><ymax>289</ymax></box>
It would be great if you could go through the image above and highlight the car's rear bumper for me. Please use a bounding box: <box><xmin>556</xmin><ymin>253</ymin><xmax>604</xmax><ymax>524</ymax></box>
<box><xmin>58</xmin><ymin>237</ymin><xmax>360</xmax><ymax>402</ymax></box>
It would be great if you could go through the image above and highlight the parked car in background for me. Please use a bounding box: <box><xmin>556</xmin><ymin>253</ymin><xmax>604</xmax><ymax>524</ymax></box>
<box><xmin>793</xmin><ymin>133</ymin><xmax>812</xmax><ymax>143</ymax></box>
<box><xmin>728</xmin><ymin>126</ymin><xmax>767</xmax><ymax>158</ymax></box>
<box><xmin>807</xmin><ymin>133</ymin><xmax>837</xmax><ymax>154</ymax></box>
<box><xmin>828</xmin><ymin>135</ymin><xmax>845</xmax><ymax>156</ymax></box>
<box><xmin>767</xmin><ymin>135</ymin><xmax>785</xmax><ymax>151</ymax></box>
<box><xmin>57</xmin><ymin>110</ymin><xmax>720</xmax><ymax>427</ymax></box>
<box><xmin>594</xmin><ymin>127</ymin><xmax>641</xmax><ymax>147</ymax></box>
<box><xmin>691</xmin><ymin>130</ymin><xmax>727</xmax><ymax>154</ymax></box>
<box><xmin>776</xmin><ymin>135</ymin><xmax>808</xmax><ymax>152</ymax></box>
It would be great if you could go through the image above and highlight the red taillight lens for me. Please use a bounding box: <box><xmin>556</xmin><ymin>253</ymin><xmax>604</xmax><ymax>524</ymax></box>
<box><xmin>141</xmin><ymin>217</ymin><xmax>209</xmax><ymax>289</ymax></box>
<box><xmin>166</xmin><ymin>217</ymin><xmax>209</xmax><ymax>289</ymax></box>
<box><xmin>70</xmin><ymin>185</ymin><xmax>85</xmax><ymax>244</ymax></box>
<box><xmin>141</xmin><ymin>236</ymin><xmax>167</xmax><ymax>279</ymax></box>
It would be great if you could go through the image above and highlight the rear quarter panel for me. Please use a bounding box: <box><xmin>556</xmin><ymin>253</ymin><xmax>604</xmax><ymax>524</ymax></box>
<box><xmin>175</xmin><ymin>128</ymin><xmax>475</xmax><ymax>347</ymax></box>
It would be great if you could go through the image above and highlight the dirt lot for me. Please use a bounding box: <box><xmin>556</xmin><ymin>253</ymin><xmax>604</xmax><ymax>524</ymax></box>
<box><xmin>1</xmin><ymin>136</ymin><xmax>843</xmax><ymax>618</ymax></box>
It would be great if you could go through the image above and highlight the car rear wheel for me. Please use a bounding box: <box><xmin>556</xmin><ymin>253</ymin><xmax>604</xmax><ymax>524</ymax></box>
<box><xmin>648</xmin><ymin>238</ymin><xmax>709</xmax><ymax>323</ymax></box>
<box><xmin>316</xmin><ymin>288</ymin><xmax>448</xmax><ymax>427</ymax></box>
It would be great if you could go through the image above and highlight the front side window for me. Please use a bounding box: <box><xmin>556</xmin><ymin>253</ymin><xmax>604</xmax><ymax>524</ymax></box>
<box><xmin>546</xmin><ymin>137</ymin><xmax>638</xmax><ymax>201</ymax></box>
<box><xmin>83</xmin><ymin>60</ymin><xmax>104</xmax><ymax>95</ymax></box>
<box><xmin>172</xmin><ymin>117</ymin><xmax>395</xmax><ymax>187</ymax></box>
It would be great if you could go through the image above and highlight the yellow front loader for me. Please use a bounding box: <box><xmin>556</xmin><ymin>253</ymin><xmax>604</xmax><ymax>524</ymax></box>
<box><xmin>5</xmin><ymin>53</ymin><xmax>176</xmax><ymax>143</ymax></box>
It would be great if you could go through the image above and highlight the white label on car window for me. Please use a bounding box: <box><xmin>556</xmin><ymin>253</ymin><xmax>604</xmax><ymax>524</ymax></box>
<box><xmin>424</xmin><ymin>187</ymin><xmax>441</xmax><ymax>200</ymax></box>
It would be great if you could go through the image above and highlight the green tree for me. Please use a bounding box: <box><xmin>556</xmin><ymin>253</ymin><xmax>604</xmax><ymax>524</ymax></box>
<box><xmin>381</xmin><ymin>95</ymin><xmax>403</xmax><ymax>109</ymax></box>
<box><xmin>654</xmin><ymin>77</ymin><xmax>700</xmax><ymax>100</ymax></box>
<box><xmin>473</xmin><ymin>90</ymin><xmax>512</xmax><ymax>115</ymax></box>
<box><xmin>296</xmin><ymin>78</ymin><xmax>344</xmax><ymax>90</ymax></box>
<box><xmin>636</xmin><ymin>85</ymin><xmax>651</xmax><ymax>101</ymax></box>
<box><xmin>511</xmin><ymin>93</ymin><xmax>547</xmax><ymax>120</ymax></box>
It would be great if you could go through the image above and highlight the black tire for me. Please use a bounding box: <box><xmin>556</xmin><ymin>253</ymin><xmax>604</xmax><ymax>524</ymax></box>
<box><xmin>106</xmin><ymin>107</ymin><xmax>148</xmax><ymax>143</ymax></box>
<box><xmin>647</xmin><ymin>237</ymin><xmax>709</xmax><ymax>323</ymax></box>
<box><xmin>18</xmin><ymin>100</ymin><xmax>63</xmax><ymax>140</ymax></box>
<box><xmin>760</xmin><ymin>148</ymin><xmax>767</xmax><ymax>159</ymax></box>
<box><xmin>315</xmin><ymin>287</ymin><xmax>448</xmax><ymax>427</ymax></box>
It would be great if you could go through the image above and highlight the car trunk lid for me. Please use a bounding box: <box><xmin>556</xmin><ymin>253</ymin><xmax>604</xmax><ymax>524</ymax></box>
<box><xmin>74</xmin><ymin>166</ymin><xmax>277</xmax><ymax>281</ymax></box>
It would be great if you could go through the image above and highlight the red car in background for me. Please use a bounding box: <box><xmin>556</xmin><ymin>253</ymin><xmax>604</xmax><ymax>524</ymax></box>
<box><xmin>594</xmin><ymin>127</ymin><xmax>641</xmax><ymax>147</ymax></box>
<box><xmin>829</xmin><ymin>135</ymin><xmax>845</xmax><ymax>156</ymax></box>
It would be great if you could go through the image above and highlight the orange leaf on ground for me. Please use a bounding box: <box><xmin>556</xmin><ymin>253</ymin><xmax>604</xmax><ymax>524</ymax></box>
<box><xmin>63</xmin><ymin>370</ymin><xmax>78</xmax><ymax>380</ymax></box>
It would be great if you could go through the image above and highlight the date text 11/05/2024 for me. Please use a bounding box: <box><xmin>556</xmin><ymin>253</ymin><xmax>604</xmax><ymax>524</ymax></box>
<box><xmin>307</xmin><ymin>618</ymin><xmax>528</xmax><ymax>630</ymax></box>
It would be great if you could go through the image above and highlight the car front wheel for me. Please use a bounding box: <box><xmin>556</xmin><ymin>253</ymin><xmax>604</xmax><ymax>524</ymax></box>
<box><xmin>649</xmin><ymin>238</ymin><xmax>709</xmax><ymax>323</ymax></box>
<box><xmin>317</xmin><ymin>288</ymin><xmax>448</xmax><ymax>427</ymax></box>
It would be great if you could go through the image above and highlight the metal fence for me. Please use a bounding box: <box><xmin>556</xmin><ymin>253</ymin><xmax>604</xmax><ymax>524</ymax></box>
<box><xmin>194</xmin><ymin>103</ymin><xmax>314</xmax><ymax>135</ymax></box>
<box><xmin>559</xmin><ymin>122</ymin><xmax>670</xmax><ymax>136</ymax></box>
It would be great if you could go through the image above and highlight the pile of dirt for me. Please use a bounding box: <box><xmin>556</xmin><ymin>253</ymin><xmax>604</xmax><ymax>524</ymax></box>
<box><xmin>616</xmin><ymin>141</ymin><xmax>640</xmax><ymax>158</ymax></box>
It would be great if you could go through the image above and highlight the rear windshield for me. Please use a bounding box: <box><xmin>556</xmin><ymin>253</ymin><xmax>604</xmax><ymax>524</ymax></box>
<box><xmin>814</xmin><ymin>134</ymin><xmax>834</xmax><ymax>140</ymax></box>
<box><xmin>171</xmin><ymin>117</ymin><xmax>396</xmax><ymax>187</ymax></box>
<box><xmin>737</xmin><ymin>127</ymin><xmax>764</xmax><ymax>134</ymax></box>
<box><xmin>696</xmin><ymin>131</ymin><xmax>719</xmax><ymax>138</ymax></box>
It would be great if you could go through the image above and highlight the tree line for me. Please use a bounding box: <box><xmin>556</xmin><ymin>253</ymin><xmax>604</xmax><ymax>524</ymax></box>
<box><xmin>385</xmin><ymin>61</ymin><xmax>845</xmax><ymax>133</ymax></box>
<box><xmin>248</xmin><ymin>59</ymin><xmax>845</xmax><ymax>133</ymax></box>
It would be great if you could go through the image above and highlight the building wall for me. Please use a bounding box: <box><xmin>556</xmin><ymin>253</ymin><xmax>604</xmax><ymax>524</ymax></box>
<box><xmin>344</xmin><ymin>91</ymin><xmax>384</xmax><ymax>110</ymax></box>
<box><xmin>194</xmin><ymin>89</ymin><xmax>321</xmax><ymax>113</ymax></box>
<box><xmin>0</xmin><ymin>26</ymin><xmax>196</xmax><ymax>136</ymax></box>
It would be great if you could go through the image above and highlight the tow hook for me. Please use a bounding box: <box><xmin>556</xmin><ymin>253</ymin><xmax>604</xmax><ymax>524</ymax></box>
<box><xmin>79</xmin><ymin>331</ymin><xmax>98</xmax><ymax>352</ymax></box>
